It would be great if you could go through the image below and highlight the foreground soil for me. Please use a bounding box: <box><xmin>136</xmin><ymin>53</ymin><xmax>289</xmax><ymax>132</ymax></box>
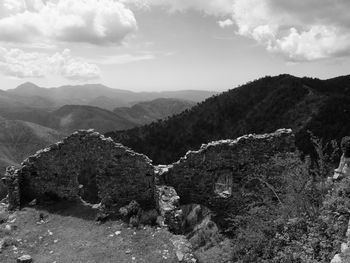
<box><xmin>0</xmin><ymin>202</ymin><xmax>181</xmax><ymax>263</ymax></box>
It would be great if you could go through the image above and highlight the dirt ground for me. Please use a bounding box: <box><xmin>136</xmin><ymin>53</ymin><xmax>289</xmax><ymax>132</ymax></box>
<box><xmin>0</xmin><ymin>201</ymin><xmax>181</xmax><ymax>263</ymax></box>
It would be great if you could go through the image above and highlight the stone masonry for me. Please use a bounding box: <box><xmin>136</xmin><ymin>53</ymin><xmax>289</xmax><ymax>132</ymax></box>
<box><xmin>159</xmin><ymin>128</ymin><xmax>295</xmax><ymax>213</ymax></box>
<box><xmin>3</xmin><ymin>130</ymin><xmax>155</xmax><ymax>212</ymax></box>
<box><xmin>2</xmin><ymin>129</ymin><xmax>295</xmax><ymax>224</ymax></box>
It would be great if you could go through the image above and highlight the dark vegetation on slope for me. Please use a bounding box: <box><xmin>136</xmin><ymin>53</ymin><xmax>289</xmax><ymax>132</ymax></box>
<box><xmin>0</xmin><ymin>119</ymin><xmax>63</xmax><ymax>173</ymax></box>
<box><xmin>50</xmin><ymin>105</ymin><xmax>137</xmax><ymax>134</ymax></box>
<box><xmin>113</xmin><ymin>98</ymin><xmax>195</xmax><ymax>126</ymax></box>
<box><xmin>106</xmin><ymin>74</ymin><xmax>350</xmax><ymax>164</ymax></box>
<box><xmin>0</xmin><ymin>119</ymin><xmax>64</xmax><ymax>199</ymax></box>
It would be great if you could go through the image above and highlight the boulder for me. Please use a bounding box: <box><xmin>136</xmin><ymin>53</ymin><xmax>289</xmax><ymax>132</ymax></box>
<box><xmin>17</xmin><ymin>255</ymin><xmax>32</xmax><ymax>263</ymax></box>
<box><xmin>170</xmin><ymin>235</ymin><xmax>197</xmax><ymax>263</ymax></box>
<box><xmin>0</xmin><ymin>211</ymin><xmax>8</xmax><ymax>224</ymax></box>
<box><xmin>155</xmin><ymin>185</ymin><xmax>183</xmax><ymax>234</ymax></box>
<box><xmin>188</xmin><ymin>217</ymin><xmax>221</xmax><ymax>250</ymax></box>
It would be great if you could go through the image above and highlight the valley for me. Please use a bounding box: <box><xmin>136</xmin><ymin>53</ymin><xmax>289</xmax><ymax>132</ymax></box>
<box><xmin>0</xmin><ymin>82</ymin><xmax>206</xmax><ymax>179</ymax></box>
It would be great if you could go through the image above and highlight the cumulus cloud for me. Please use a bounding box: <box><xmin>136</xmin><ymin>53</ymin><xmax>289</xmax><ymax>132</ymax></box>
<box><xmin>121</xmin><ymin>0</ymin><xmax>234</xmax><ymax>16</ymax></box>
<box><xmin>96</xmin><ymin>53</ymin><xmax>155</xmax><ymax>65</ymax></box>
<box><xmin>124</xmin><ymin>0</ymin><xmax>350</xmax><ymax>61</ymax></box>
<box><xmin>1</xmin><ymin>0</ymin><xmax>349</xmax><ymax>62</ymax></box>
<box><xmin>0</xmin><ymin>0</ymin><xmax>137</xmax><ymax>45</ymax></box>
<box><xmin>231</xmin><ymin>0</ymin><xmax>350</xmax><ymax>61</ymax></box>
<box><xmin>0</xmin><ymin>47</ymin><xmax>100</xmax><ymax>80</ymax></box>
<box><xmin>218</xmin><ymin>19</ymin><xmax>234</xmax><ymax>28</ymax></box>
<box><xmin>0</xmin><ymin>47</ymin><xmax>46</xmax><ymax>78</ymax></box>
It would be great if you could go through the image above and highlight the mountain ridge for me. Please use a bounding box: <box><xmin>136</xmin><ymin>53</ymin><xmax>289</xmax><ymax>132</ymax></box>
<box><xmin>106</xmin><ymin>74</ymin><xmax>350</xmax><ymax>164</ymax></box>
<box><xmin>3</xmin><ymin>82</ymin><xmax>217</xmax><ymax>110</ymax></box>
<box><xmin>113</xmin><ymin>98</ymin><xmax>195</xmax><ymax>126</ymax></box>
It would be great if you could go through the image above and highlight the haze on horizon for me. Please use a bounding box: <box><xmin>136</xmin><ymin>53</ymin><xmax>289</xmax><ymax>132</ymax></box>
<box><xmin>0</xmin><ymin>0</ymin><xmax>350</xmax><ymax>92</ymax></box>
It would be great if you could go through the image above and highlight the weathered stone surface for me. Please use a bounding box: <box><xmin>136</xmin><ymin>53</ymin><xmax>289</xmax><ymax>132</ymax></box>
<box><xmin>188</xmin><ymin>216</ymin><xmax>221</xmax><ymax>250</ymax></box>
<box><xmin>17</xmin><ymin>254</ymin><xmax>32</xmax><ymax>263</ymax></box>
<box><xmin>155</xmin><ymin>185</ymin><xmax>183</xmax><ymax>233</ymax></box>
<box><xmin>331</xmin><ymin>254</ymin><xmax>342</xmax><ymax>263</ymax></box>
<box><xmin>2</xmin><ymin>166</ymin><xmax>20</xmax><ymax>210</ymax></box>
<box><xmin>161</xmin><ymin>129</ymin><xmax>294</xmax><ymax>211</ymax></box>
<box><xmin>0</xmin><ymin>211</ymin><xmax>8</xmax><ymax>223</ymax></box>
<box><xmin>2</xmin><ymin>128</ymin><xmax>295</xmax><ymax>231</ymax></box>
<box><xmin>170</xmin><ymin>235</ymin><xmax>197</xmax><ymax>263</ymax></box>
<box><xmin>181</xmin><ymin>204</ymin><xmax>209</xmax><ymax>233</ymax></box>
<box><xmin>3</xmin><ymin>130</ymin><xmax>155</xmax><ymax>212</ymax></box>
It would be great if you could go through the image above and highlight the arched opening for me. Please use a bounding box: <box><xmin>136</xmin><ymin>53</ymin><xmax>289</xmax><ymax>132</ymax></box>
<box><xmin>77</xmin><ymin>161</ymin><xmax>101</xmax><ymax>204</ymax></box>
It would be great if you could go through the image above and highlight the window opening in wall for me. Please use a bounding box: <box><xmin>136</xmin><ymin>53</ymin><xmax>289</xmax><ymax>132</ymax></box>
<box><xmin>214</xmin><ymin>172</ymin><xmax>233</xmax><ymax>198</ymax></box>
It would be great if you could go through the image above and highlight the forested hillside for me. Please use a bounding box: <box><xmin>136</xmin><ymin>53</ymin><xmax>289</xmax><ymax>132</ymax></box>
<box><xmin>113</xmin><ymin>98</ymin><xmax>195</xmax><ymax>126</ymax></box>
<box><xmin>106</xmin><ymin>74</ymin><xmax>350</xmax><ymax>164</ymax></box>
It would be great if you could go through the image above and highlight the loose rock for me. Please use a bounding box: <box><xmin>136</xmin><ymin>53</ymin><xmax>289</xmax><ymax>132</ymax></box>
<box><xmin>0</xmin><ymin>211</ymin><xmax>8</xmax><ymax>223</ymax></box>
<box><xmin>17</xmin><ymin>254</ymin><xmax>33</xmax><ymax>263</ymax></box>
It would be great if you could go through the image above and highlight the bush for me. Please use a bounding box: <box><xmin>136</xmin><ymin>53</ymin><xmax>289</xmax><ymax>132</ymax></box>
<box><xmin>225</xmin><ymin>135</ymin><xmax>342</xmax><ymax>262</ymax></box>
<box><xmin>341</xmin><ymin>136</ymin><xmax>350</xmax><ymax>157</ymax></box>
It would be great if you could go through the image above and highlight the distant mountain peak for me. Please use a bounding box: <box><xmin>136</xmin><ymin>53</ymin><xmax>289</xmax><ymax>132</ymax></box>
<box><xmin>16</xmin><ymin>82</ymin><xmax>41</xmax><ymax>90</ymax></box>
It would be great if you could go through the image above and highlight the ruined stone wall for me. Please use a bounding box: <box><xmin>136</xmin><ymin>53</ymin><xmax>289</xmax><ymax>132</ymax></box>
<box><xmin>3</xmin><ymin>128</ymin><xmax>295</xmax><ymax>222</ymax></box>
<box><xmin>12</xmin><ymin>130</ymin><xmax>155</xmax><ymax>210</ymax></box>
<box><xmin>160</xmin><ymin>129</ymin><xmax>295</xmax><ymax>212</ymax></box>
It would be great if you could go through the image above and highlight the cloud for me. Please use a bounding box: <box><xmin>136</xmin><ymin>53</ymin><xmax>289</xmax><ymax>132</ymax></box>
<box><xmin>49</xmin><ymin>49</ymin><xmax>101</xmax><ymax>80</ymax></box>
<box><xmin>231</xmin><ymin>0</ymin><xmax>350</xmax><ymax>61</ymax></box>
<box><xmin>121</xmin><ymin>0</ymin><xmax>234</xmax><ymax>16</ymax></box>
<box><xmin>96</xmin><ymin>53</ymin><xmax>155</xmax><ymax>65</ymax></box>
<box><xmin>218</xmin><ymin>19</ymin><xmax>234</xmax><ymax>28</ymax></box>
<box><xmin>124</xmin><ymin>0</ymin><xmax>350</xmax><ymax>61</ymax></box>
<box><xmin>0</xmin><ymin>47</ymin><xmax>101</xmax><ymax>80</ymax></box>
<box><xmin>0</xmin><ymin>0</ymin><xmax>137</xmax><ymax>45</ymax></box>
<box><xmin>0</xmin><ymin>47</ymin><xmax>46</xmax><ymax>78</ymax></box>
<box><xmin>1</xmin><ymin>0</ymin><xmax>349</xmax><ymax>62</ymax></box>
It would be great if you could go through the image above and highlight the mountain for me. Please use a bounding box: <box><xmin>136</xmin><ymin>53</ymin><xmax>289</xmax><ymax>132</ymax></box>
<box><xmin>137</xmin><ymin>90</ymin><xmax>219</xmax><ymax>103</ymax></box>
<box><xmin>88</xmin><ymin>96</ymin><xmax>126</xmax><ymax>111</ymax></box>
<box><xmin>113</xmin><ymin>98</ymin><xmax>196</xmax><ymax>125</ymax></box>
<box><xmin>0</xmin><ymin>119</ymin><xmax>63</xmax><ymax>174</ymax></box>
<box><xmin>0</xmin><ymin>106</ymin><xmax>54</xmax><ymax>128</ymax></box>
<box><xmin>106</xmin><ymin>74</ymin><xmax>350</xmax><ymax>164</ymax></box>
<box><xmin>0</xmin><ymin>96</ymin><xmax>196</xmax><ymax>134</ymax></box>
<box><xmin>5</xmin><ymin>82</ymin><xmax>217</xmax><ymax>110</ymax></box>
<box><xmin>0</xmin><ymin>86</ymin><xmax>55</xmax><ymax>109</ymax></box>
<box><xmin>49</xmin><ymin>105</ymin><xmax>137</xmax><ymax>134</ymax></box>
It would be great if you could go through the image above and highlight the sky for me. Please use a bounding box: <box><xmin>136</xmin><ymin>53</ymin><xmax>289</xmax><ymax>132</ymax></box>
<box><xmin>0</xmin><ymin>0</ymin><xmax>350</xmax><ymax>92</ymax></box>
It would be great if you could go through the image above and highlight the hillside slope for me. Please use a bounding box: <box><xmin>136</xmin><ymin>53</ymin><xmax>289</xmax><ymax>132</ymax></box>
<box><xmin>113</xmin><ymin>98</ymin><xmax>195</xmax><ymax>125</ymax></box>
<box><xmin>0</xmin><ymin>119</ymin><xmax>63</xmax><ymax>174</ymax></box>
<box><xmin>49</xmin><ymin>105</ymin><xmax>137</xmax><ymax>134</ymax></box>
<box><xmin>106</xmin><ymin>74</ymin><xmax>350</xmax><ymax>164</ymax></box>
